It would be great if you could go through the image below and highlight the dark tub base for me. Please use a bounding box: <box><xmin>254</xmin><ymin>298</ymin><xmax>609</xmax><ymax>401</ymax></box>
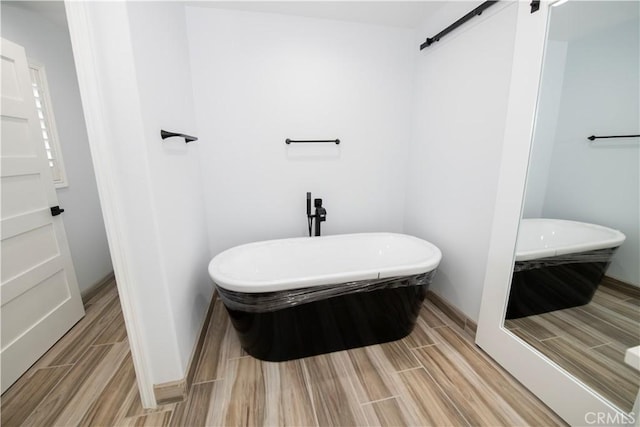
<box><xmin>223</xmin><ymin>283</ymin><xmax>428</xmax><ymax>362</ymax></box>
<box><xmin>505</xmin><ymin>252</ymin><xmax>614</xmax><ymax>319</ymax></box>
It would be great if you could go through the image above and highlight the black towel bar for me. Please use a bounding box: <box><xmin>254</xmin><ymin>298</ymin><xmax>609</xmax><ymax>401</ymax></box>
<box><xmin>286</xmin><ymin>138</ymin><xmax>340</xmax><ymax>145</ymax></box>
<box><xmin>587</xmin><ymin>134</ymin><xmax>640</xmax><ymax>141</ymax></box>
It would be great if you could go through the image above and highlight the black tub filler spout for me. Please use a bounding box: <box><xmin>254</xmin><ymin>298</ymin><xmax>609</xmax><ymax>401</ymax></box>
<box><xmin>306</xmin><ymin>192</ymin><xmax>326</xmax><ymax>237</ymax></box>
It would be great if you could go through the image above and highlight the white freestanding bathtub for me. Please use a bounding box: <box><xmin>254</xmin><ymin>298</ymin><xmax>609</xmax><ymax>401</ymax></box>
<box><xmin>208</xmin><ymin>232</ymin><xmax>442</xmax><ymax>361</ymax></box>
<box><xmin>507</xmin><ymin>218</ymin><xmax>626</xmax><ymax>319</ymax></box>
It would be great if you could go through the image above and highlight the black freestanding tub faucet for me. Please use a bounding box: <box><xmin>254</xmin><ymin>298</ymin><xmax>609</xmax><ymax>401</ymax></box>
<box><xmin>306</xmin><ymin>192</ymin><xmax>326</xmax><ymax>237</ymax></box>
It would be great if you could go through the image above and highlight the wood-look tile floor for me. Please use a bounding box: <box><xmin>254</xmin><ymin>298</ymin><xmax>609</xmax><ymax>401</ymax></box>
<box><xmin>505</xmin><ymin>280</ymin><xmax>640</xmax><ymax>412</ymax></box>
<box><xmin>2</xmin><ymin>280</ymin><xmax>566</xmax><ymax>426</ymax></box>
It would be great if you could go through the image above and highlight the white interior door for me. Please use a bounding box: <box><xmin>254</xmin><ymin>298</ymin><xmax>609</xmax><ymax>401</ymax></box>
<box><xmin>1</xmin><ymin>37</ymin><xmax>85</xmax><ymax>393</ymax></box>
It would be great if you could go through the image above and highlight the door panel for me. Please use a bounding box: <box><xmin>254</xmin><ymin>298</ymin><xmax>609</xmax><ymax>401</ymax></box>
<box><xmin>1</xmin><ymin>256</ymin><xmax>64</xmax><ymax>303</ymax></box>
<box><xmin>1</xmin><ymin>174</ymin><xmax>50</xmax><ymax>217</ymax></box>
<box><xmin>2</xmin><ymin>271</ymin><xmax>70</xmax><ymax>347</ymax></box>
<box><xmin>2</xmin><ymin>225</ymin><xmax>59</xmax><ymax>281</ymax></box>
<box><xmin>1</xmin><ymin>38</ymin><xmax>85</xmax><ymax>393</ymax></box>
<box><xmin>1</xmin><ymin>117</ymin><xmax>33</xmax><ymax>156</ymax></box>
<box><xmin>0</xmin><ymin>55</ymin><xmax>23</xmax><ymax>101</ymax></box>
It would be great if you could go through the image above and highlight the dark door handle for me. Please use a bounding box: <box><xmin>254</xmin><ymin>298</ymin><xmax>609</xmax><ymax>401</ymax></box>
<box><xmin>51</xmin><ymin>206</ymin><xmax>65</xmax><ymax>216</ymax></box>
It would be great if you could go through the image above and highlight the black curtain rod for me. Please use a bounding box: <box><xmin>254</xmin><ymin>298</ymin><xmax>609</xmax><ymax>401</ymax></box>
<box><xmin>587</xmin><ymin>134</ymin><xmax>640</xmax><ymax>141</ymax></box>
<box><xmin>420</xmin><ymin>1</ymin><xmax>498</xmax><ymax>50</ymax></box>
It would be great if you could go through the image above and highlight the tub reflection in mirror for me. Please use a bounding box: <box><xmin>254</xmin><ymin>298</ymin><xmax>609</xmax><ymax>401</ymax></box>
<box><xmin>503</xmin><ymin>0</ymin><xmax>640</xmax><ymax>414</ymax></box>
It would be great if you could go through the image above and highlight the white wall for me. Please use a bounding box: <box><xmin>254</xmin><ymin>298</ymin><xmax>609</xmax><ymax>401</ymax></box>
<box><xmin>1</xmin><ymin>3</ymin><xmax>113</xmax><ymax>293</ymax></box>
<box><xmin>126</xmin><ymin>1</ymin><xmax>213</xmax><ymax>376</ymax></box>
<box><xmin>67</xmin><ymin>1</ymin><xmax>211</xmax><ymax>388</ymax></box>
<box><xmin>540</xmin><ymin>15</ymin><xmax>640</xmax><ymax>286</ymax></box>
<box><xmin>404</xmin><ymin>2</ymin><xmax>518</xmax><ymax>322</ymax></box>
<box><xmin>185</xmin><ymin>7</ymin><xmax>416</xmax><ymax>256</ymax></box>
<box><xmin>521</xmin><ymin>40</ymin><xmax>568</xmax><ymax>218</ymax></box>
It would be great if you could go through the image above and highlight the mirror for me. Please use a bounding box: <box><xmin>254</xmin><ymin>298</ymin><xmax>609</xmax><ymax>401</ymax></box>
<box><xmin>503</xmin><ymin>0</ymin><xmax>639</xmax><ymax>414</ymax></box>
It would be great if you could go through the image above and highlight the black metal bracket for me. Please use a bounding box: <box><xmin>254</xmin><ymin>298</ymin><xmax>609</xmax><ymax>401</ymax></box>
<box><xmin>420</xmin><ymin>1</ymin><xmax>498</xmax><ymax>50</ymax></box>
<box><xmin>161</xmin><ymin>129</ymin><xmax>198</xmax><ymax>143</ymax></box>
<box><xmin>51</xmin><ymin>206</ymin><xmax>65</xmax><ymax>216</ymax></box>
<box><xmin>587</xmin><ymin>134</ymin><xmax>640</xmax><ymax>141</ymax></box>
<box><xmin>530</xmin><ymin>0</ymin><xmax>540</xmax><ymax>13</ymax></box>
<box><xmin>286</xmin><ymin>139</ymin><xmax>340</xmax><ymax>145</ymax></box>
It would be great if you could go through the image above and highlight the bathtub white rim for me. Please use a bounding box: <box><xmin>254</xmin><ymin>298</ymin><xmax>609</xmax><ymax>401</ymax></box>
<box><xmin>515</xmin><ymin>218</ymin><xmax>626</xmax><ymax>262</ymax></box>
<box><xmin>208</xmin><ymin>232</ymin><xmax>442</xmax><ymax>293</ymax></box>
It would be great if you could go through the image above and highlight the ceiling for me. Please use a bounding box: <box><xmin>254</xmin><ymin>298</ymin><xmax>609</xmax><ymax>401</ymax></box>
<box><xmin>186</xmin><ymin>1</ymin><xmax>448</xmax><ymax>29</ymax></box>
<box><xmin>548</xmin><ymin>0</ymin><xmax>639</xmax><ymax>41</ymax></box>
<box><xmin>5</xmin><ymin>1</ymin><xmax>449</xmax><ymax>31</ymax></box>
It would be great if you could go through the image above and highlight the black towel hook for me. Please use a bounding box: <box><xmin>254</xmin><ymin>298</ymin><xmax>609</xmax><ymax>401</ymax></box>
<box><xmin>161</xmin><ymin>129</ymin><xmax>198</xmax><ymax>143</ymax></box>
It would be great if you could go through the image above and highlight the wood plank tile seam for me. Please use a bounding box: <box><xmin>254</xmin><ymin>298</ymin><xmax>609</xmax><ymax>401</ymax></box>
<box><xmin>360</xmin><ymin>395</ymin><xmax>399</xmax><ymax>406</ymax></box>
